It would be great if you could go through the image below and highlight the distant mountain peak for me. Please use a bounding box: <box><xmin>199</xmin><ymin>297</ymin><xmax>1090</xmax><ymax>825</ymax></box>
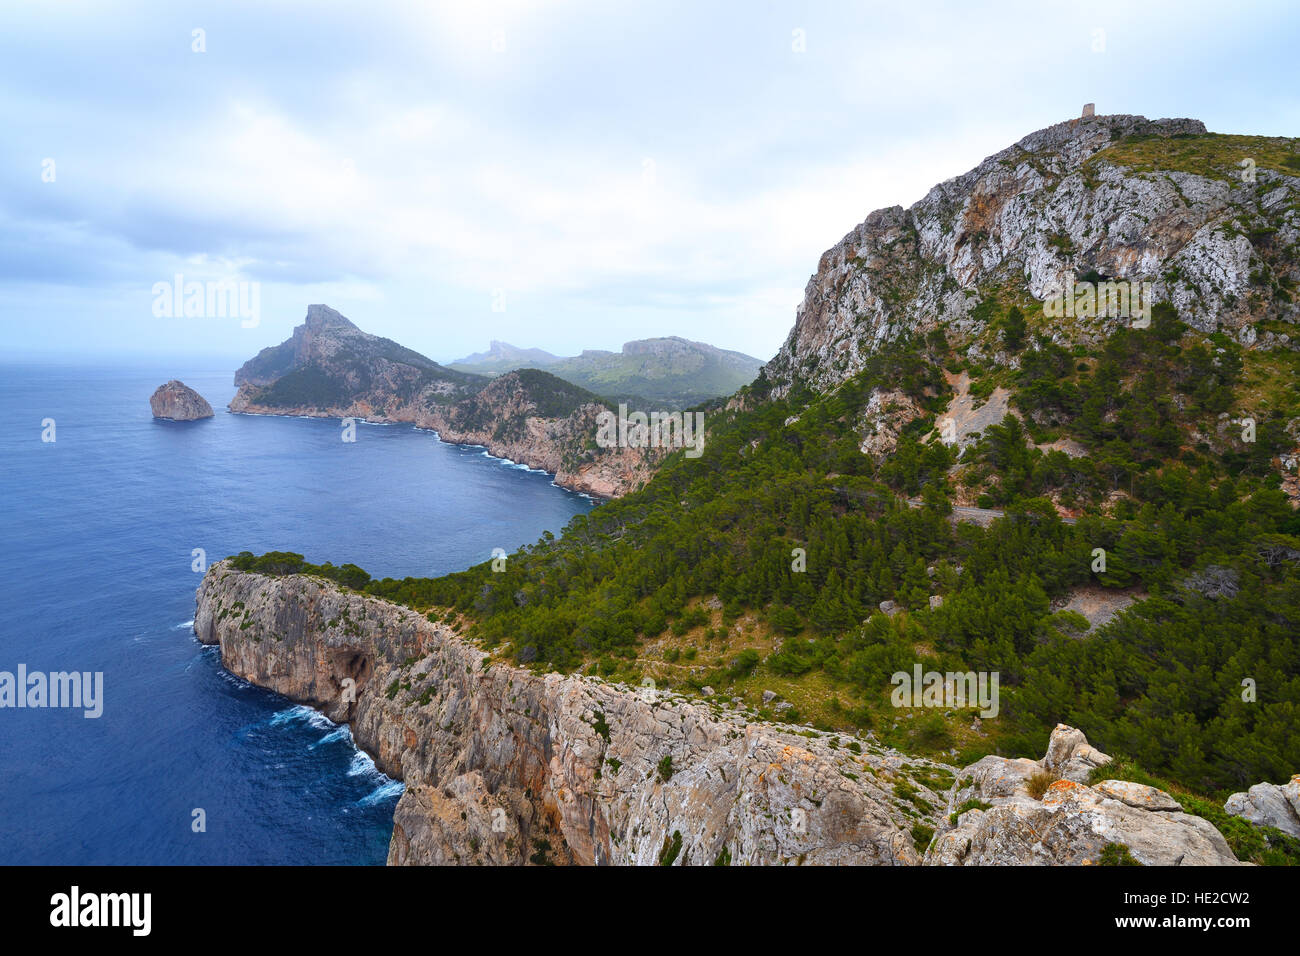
<box><xmin>451</xmin><ymin>341</ymin><xmax>560</xmax><ymax>367</ymax></box>
<box><xmin>232</xmin><ymin>305</ymin><xmax>464</xmax><ymax>397</ymax></box>
<box><xmin>449</xmin><ymin>335</ymin><xmax>764</xmax><ymax>406</ymax></box>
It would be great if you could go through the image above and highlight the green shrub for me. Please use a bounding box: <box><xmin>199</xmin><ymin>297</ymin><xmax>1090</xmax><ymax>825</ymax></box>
<box><xmin>658</xmin><ymin>830</ymin><xmax>683</xmax><ymax>865</ymax></box>
<box><xmin>1099</xmin><ymin>842</ymin><xmax>1142</xmax><ymax>866</ymax></box>
<box><xmin>657</xmin><ymin>754</ymin><xmax>674</xmax><ymax>782</ymax></box>
<box><xmin>1025</xmin><ymin>769</ymin><xmax>1059</xmax><ymax>800</ymax></box>
<box><xmin>949</xmin><ymin>798</ymin><xmax>993</xmax><ymax>825</ymax></box>
<box><xmin>911</xmin><ymin>823</ymin><xmax>935</xmax><ymax>852</ymax></box>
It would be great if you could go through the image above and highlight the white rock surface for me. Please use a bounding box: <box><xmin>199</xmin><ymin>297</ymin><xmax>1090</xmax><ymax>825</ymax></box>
<box><xmin>928</xmin><ymin>725</ymin><xmax>1242</xmax><ymax>866</ymax></box>
<box><xmin>1225</xmin><ymin>775</ymin><xmax>1300</xmax><ymax>837</ymax></box>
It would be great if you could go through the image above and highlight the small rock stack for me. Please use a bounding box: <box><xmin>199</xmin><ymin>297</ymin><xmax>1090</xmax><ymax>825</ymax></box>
<box><xmin>150</xmin><ymin>380</ymin><xmax>214</xmax><ymax>420</ymax></box>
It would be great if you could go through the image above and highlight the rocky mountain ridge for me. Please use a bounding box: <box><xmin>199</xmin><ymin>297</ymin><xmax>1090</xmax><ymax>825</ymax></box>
<box><xmin>449</xmin><ymin>340</ymin><xmax>561</xmax><ymax>373</ymax></box>
<box><xmin>762</xmin><ymin>113</ymin><xmax>1300</xmax><ymax>396</ymax></box>
<box><xmin>418</xmin><ymin>370</ymin><xmax>662</xmax><ymax>498</ymax></box>
<box><xmin>451</xmin><ymin>335</ymin><xmax>764</xmax><ymax>407</ymax></box>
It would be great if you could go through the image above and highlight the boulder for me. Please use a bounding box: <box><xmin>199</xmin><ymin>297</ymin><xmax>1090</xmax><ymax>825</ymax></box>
<box><xmin>927</xmin><ymin>784</ymin><xmax>1241</xmax><ymax>866</ymax></box>
<box><xmin>1224</xmin><ymin>774</ymin><xmax>1300</xmax><ymax>838</ymax></box>
<box><xmin>1093</xmin><ymin>779</ymin><xmax>1181</xmax><ymax>812</ymax></box>
<box><xmin>1042</xmin><ymin>722</ymin><xmax>1112</xmax><ymax>782</ymax></box>
<box><xmin>926</xmin><ymin>724</ymin><xmax>1243</xmax><ymax>866</ymax></box>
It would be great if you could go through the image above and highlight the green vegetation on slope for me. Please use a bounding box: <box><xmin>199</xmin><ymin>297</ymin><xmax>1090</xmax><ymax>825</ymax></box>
<box><xmin>429</xmin><ymin>368</ymin><xmax>614</xmax><ymax>453</ymax></box>
<box><xmin>1088</xmin><ymin>131</ymin><xmax>1300</xmax><ymax>182</ymax></box>
<box><xmin>230</xmin><ymin>303</ymin><xmax>1300</xmax><ymax>808</ymax></box>
<box><xmin>453</xmin><ymin>337</ymin><xmax>765</xmax><ymax>408</ymax></box>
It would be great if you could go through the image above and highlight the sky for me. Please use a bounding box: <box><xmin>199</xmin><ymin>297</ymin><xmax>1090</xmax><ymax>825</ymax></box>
<box><xmin>2</xmin><ymin>0</ymin><xmax>1298</xmax><ymax>367</ymax></box>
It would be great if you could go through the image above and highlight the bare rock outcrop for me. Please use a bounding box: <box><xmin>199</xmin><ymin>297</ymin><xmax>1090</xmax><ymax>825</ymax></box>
<box><xmin>1225</xmin><ymin>774</ymin><xmax>1300</xmax><ymax>838</ymax></box>
<box><xmin>149</xmin><ymin>380</ymin><xmax>213</xmax><ymax>420</ymax></box>
<box><xmin>927</xmin><ymin>724</ymin><xmax>1243</xmax><ymax>866</ymax></box>
<box><xmin>1041</xmin><ymin>722</ymin><xmax>1113</xmax><ymax>782</ymax></box>
<box><xmin>857</xmin><ymin>387</ymin><xmax>924</xmax><ymax>456</ymax></box>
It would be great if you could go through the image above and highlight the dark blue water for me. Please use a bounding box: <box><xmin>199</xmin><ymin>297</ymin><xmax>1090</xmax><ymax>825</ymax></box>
<box><xmin>0</xmin><ymin>362</ymin><xmax>594</xmax><ymax>864</ymax></box>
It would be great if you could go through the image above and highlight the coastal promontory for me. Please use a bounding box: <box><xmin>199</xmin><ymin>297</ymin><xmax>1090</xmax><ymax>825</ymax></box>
<box><xmin>229</xmin><ymin>305</ymin><xmax>664</xmax><ymax>496</ymax></box>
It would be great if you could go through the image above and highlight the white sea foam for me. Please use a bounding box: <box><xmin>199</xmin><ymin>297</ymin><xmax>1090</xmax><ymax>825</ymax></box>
<box><xmin>347</xmin><ymin>749</ymin><xmax>384</xmax><ymax>779</ymax></box>
<box><xmin>357</xmin><ymin>780</ymin><xmax>404</xmax><ymax>806</ymax></box>
<box><xmin>310</xmin><ymin>726</ymin><xmax>351</xmax><ymax>749</ymax></box>
<box><xmin>270</xmin><ymin>703</ymin><xmax>337</xmax><ymax>731</ymax></box>
<box><xmin>214</xmin><ymin>666</ymin><xmax>252</xmax><ymax>689</ymax></box>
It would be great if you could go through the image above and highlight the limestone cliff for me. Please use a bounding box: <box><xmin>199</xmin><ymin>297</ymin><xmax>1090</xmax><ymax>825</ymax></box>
<box><xmin>416</xmin><ymin>369</ymin><xmax>660</xmax><ymax>498</ymax></box>
<box><xmin>194</xmin><ymin>561</ymin><xmax>952</xmax><ymax>865</ymax></box>
<box><xmin>194</xmin><ymin>562</ymin><xmax>1248</xmax><ymax>866</ymax></box>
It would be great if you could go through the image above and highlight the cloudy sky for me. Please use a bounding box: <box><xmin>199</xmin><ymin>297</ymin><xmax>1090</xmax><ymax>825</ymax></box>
<box><xmin>3</xmin><ymin>0</ymin><xmax>1297</xmax><ymax>365</ymax></box>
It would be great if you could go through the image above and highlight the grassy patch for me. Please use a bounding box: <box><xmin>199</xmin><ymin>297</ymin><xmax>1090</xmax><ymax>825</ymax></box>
<box><xmin>1088</xmin><ymin>132</ymin><xmax>1300</xmax><ymax>182</ymax></box>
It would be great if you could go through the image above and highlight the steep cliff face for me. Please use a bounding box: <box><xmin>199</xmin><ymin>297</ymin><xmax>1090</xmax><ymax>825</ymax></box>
<box><xmin>194</xmin><ymin>561</ymin><xmax>952</xmax><ymax>865</ymax></box>
<box><xmin>764</xmin><ymin>114</ymin><xmax>1300</xmax><ymax>396</ymax></box>
<box><xmin>195</xmin><ymin>563</ymin><xmax>1251</xmax><ymax>865</ymax></box>
<box><xmin>230</xmin><ymin>307</ymin><xmax>656</xmax><ymax>497</ymax></box>
<box><xmin>417</xmin><ymin>369</ymin><xmax>659</xmax><ymax>498</ymax></box>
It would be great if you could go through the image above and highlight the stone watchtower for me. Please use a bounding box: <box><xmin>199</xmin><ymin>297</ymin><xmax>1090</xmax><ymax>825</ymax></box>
<box><xmin>1081</xmin><ymin>103</ymin><xmax>1096</xmax><ymax>118</ymax></box>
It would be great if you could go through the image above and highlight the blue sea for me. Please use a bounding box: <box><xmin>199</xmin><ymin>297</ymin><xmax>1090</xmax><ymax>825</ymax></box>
<box><xmin>0</xmin><ymin>362</ymin><xmax>594</xmax><ymax>864</ymax></box>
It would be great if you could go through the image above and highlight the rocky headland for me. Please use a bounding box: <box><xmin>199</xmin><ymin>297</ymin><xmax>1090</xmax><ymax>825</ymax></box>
<box><xmin>195</xmin><ymin>561</ymin><xmax>1258</xmax><ymax>866</ymax></box>
<box><xmin>229</xmin><ymin>305</ymin><xmax>659</xmax><ymax>497</ymax></box>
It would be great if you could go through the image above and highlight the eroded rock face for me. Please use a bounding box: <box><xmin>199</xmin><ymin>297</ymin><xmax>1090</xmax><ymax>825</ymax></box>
<box><xmin>194</xmin><ymin>569</ymin><xmax>1247</xmax><ymax>866</ymax></box>
<box><xmin>195</xmin><ymin>562</ymin><xmax>950</xmax><ymax>865</ymax></box>
<box><xmin>1225</xmin><ymin>775</ymin><xmax>1300</xmax><ymax>837</ymax></box>
<box><xmin>149</xmin><ymin>380</ymin><xmax>213</xmax><ymax>420</ymax></box>
<box><xmin>415</xmin><ymin>372</ymin><xmax>661</xmax><ymax>498</ymax></box>
<box><xmin>764</xmin><ymin>114</ymin><xmax>1299</xmax><ymax>397</ymax></box>
<box><xmin>928</xmin><ymin>725</ymin><xmax>1242</xmax><ymax>866</ymax></box>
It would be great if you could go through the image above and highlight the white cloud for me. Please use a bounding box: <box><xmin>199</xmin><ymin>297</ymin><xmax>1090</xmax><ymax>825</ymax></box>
<box><xmin>2</xmin><ymin>0</ymin><xmax>1297</xmax><ymax>360</ymax></box>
